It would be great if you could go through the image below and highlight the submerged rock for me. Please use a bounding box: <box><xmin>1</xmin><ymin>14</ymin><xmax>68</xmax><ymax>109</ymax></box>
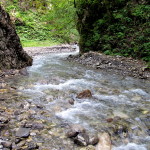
<box><xmin>77</xmin><ymin>90</ymin><xmax>92</xmax><ymax>99</ymax></box>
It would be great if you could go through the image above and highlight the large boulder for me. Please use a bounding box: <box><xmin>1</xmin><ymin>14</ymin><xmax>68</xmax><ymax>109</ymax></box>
<box><xmin>0</xmin><ymin>5</ymin><xmax>32</xmax><ymax>69</ymax></box>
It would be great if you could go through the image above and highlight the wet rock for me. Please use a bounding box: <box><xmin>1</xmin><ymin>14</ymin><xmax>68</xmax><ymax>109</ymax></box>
<box><xmin>74</xmin><ymin>133</ymin><xmax>89</xmax><ymax>146</ymax></box>
<box><xmin>0</xmin><ymin>123</ymin><xmax>6</xmax><ymax>129</ymax></box>
<box><xmin>106</xmin><ymin>118</ymin><xmax>113</xmax><ymax>123</ymax></box>
<box><xmin>89</xmin><ymin>135</ymin><xmax>99</xmax><ymax>145</ymax></box>
<box><xmin>14</xmin><ymin>110</ymin><xmax>22</xmax><ymax>116</ymax></box>
<box><xmin>27</xmin><ymin>142</ymin><xmax>39</xmax><ymax>150</ymax></box>
<box><xmin>68</xmin><ymin>99</ymin><xmax>75</xmax><ymax>105</ymax></box>
<box><xmin>0</xmin><ymin>116</ymin><xmax>9</xmax><ymax>124</ymax></box>
<box><xmin>113</xmin><ymin>124</ymin><xmax>128</xmax><ymax>136</ymax></box>
<box><xmin>19</xmin><ymin>68</ymin><xmax>29</xmax><ymax>76</ymax></box>
<box><xmin>23</xmin><ymin>122</ymin><xmax>44</xmax><ymax>130</ymax></box>
<box><xmin>96</xmin><ymin>133</ymin><xmax>111</xmax><ymax>150</ymax></box>
<box><xmin>32</xmin><ymin>122</ymin><xmax>44</xmax><ymax>130</ymax></box>
<box><xmin>66</xmin><ymin>124</ymin><xmax>86</xmax><ymax>139</ymax></box>
<box><xmin>77</xmin><ymin>90</ymin><xmax>92</xmax><ymax>99</ymax></box>
<box><xmin>17</xmin><ymin>113</ymin><xmax>29</xmax><ymax>121</ymax></box>
<box><xmin>20</xmin><ymin>102</ymin><xmax>30</xmax><ymax>109</ymax></box>
<box><xmin>36</xmin><ymin>105</ymin><xmax>43</xmax><ymax>109</ymax></box>
<box><xmin>16</xmin><ymin>127</ymin><xmax>30</xmax><ymax>138</ymax></box>
<box><xmin>3</xmin><ymin>130</ymin><xmax>10</xmax><ymax>137</ymax></box>
<box><xmin>70</xmin><ymin>124</ymin><xmax>86</xmax><ymax>133</ymax></box>
<box><xmin>1</xmin><ymin>141</ymin><xmax>12</xmax><ymax>148</ymax></box>
<box><xmin>66</xmin><ymin>130</ymin><xmax>79</xmax><ymax>138</ymax></box>
<box><xmin>15</xmin><ymin>138</ymin><xmax>22</xmax><ymax>144</ymax></box>
<box><xmin>16</xmin><ymin>140</ymin><xmax>26</xmax><ymax>147</ymax></box>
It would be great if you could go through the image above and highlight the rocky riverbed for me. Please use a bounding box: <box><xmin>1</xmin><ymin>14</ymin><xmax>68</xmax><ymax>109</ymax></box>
<box><xmin>0</xmin><ymin>45</ymin><xmax>150</xmax><ymax>150</ymax></box>
<box><xmin>67</xmin><ymin>51</ymin><xmax>150</xmax><ymax>80</ymax></box>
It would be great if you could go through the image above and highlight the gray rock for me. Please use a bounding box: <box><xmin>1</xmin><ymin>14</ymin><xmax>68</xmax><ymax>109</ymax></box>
<box><xmin>89</xmin><ymin>135</ymin><xmax>99</xmax><ymax>145</ymax></box>
<box><xmin>68</xmin><ymin>99</ymin><xmax>75</xmax><ymax>105</ymax></box>
<box><xmin>1</xmin><ymin>141</ymin><xmax>12</xmax><ymax>148</ymax></box>
<box><xmin>16</xmin><ymin>127</ymin><xmax>30</xmax><ymax>138</ymax></box>
<box><xmin>27</xmin><ymin>142</ymin><xmax>39</xmax><ymax>150</ymax></box>
<box><xmin>70</xmin><ymin>124</ymin><xmax>86</xmax><ymax>133</ymax></box>
<box><xmin>74</xmin><ymin>133</ymin><xmax>89</xmax><ymax>146</ymax></box>
<box><xmin>0</xmin><ymin>116</ymin><xmax>9</xmax><ymax>123</ymax></box>
<box><xmin>66</xmin><ymin>130</ymin><xmax>78</xmax><ymax>138</ymax></box>
<box><xmin>32</xmin><ymin>122</ymin><xmax>44</xmax><ymax>130</ymax></box>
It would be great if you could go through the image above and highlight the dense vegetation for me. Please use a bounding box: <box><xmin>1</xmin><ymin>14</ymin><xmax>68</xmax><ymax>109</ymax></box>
<box><xmin>0</xmin><ymin>0</ymin><xmax>150</xmax><ymax>63</ymax></box>
<box><xmin>75</xmin><ymin>0</ymin><xmax>150</xmax><ymax>62</ymax></box>
<box><xmin>0</xmin><ymin>0</ymin><xmax>78</xmax><ymax>46</ymax></box>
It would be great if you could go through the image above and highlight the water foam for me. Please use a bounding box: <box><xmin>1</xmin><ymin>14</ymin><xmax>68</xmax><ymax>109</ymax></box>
<box><xmin>33</xmin><ymin>78</ymin><xmax>95</xmax><ymax>91</ymax></box>
<box><xmin>113</xmin><ymin>143</ymin><xmax>147</xmax><ymax>150</ymax></box>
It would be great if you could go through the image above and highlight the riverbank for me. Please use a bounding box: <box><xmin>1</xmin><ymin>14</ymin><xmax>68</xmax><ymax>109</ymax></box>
<box><xmin>67</xmin><ymin>51</ymin><xmax>150</xmax><ymax>80</ymax></box>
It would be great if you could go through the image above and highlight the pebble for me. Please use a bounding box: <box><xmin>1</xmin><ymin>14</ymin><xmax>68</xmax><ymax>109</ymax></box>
<box><xmin>16</xmin><ymin>127</ymin><xmax>30</xmax><ymax>138</ymax></box>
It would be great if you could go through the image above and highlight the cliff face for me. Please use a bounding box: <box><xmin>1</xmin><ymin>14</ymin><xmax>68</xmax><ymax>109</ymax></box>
<box><xmin>75</xmin><ymin>0</ymin><xmax>150</xmax><ymax>61</ymax></box>
<box><xmin>0</xmin><ymin>5</ymin><xmax>32</xmax><ymax>69</ymax></box>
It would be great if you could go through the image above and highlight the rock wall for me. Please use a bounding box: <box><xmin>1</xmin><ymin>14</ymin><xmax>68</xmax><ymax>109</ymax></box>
<box><xmin>0</xmin><ymin>5</ymin><xmax>32</xmax><ymax>69</ymax></box>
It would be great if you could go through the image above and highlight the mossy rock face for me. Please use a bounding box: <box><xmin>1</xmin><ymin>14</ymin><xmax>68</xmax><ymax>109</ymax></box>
<box><xmin>0</xmin><ymin>5</ymin><xmax>32</xmax><ymax>69</ymax></box>
<box><xmin>75</xmin><ymin>0</ymin><xmax>150</xmax><ymax>61</ymax></box>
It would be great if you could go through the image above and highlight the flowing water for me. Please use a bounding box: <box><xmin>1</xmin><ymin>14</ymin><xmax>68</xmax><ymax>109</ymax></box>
<box><xmin>9</xmin><ymin>49</ymin><xmax>150</xmax><ymax>150</ymax></box>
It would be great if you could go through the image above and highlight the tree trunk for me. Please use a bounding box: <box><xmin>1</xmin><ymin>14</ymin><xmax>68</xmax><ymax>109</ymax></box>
<box><xmin>0</xmin><ymin>5</ymin><xmax>32</xmax><ymax>69</ymax></box>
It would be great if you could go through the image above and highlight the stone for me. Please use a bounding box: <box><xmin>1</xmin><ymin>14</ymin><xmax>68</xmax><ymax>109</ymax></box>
<box><xmin>16</xmin><ymin>127</ymin><xmax>30</xmax><ymax>138</ymax></box>
<box><xmin>32</xmin><ymin>122</ymin><xmax>44</xmax><ymax>130</ymax></box>
<box><xmin>1</xmin><ymin>141</ymin><xmax>12</xmax><ymax>148</ymax></box>
<box><xmin>77</xmin><ymin>90</ymin><xmax>92</xmax><ymax>99</ymax></box>
<box><xmin>70</xmin><ymin>124</ymin><xmax>86</xmax><ymax>133</ymax></box>
<box><xmin>106</xmin><ymin>118</ymin><xmax>113</xmax><ymax>123</ymax></box>
<box><xmin>19</xmin><ymin>68</ymin><xmax>29</xmax><ymax>76</ymax></box>
<box><xmin>68</xmin><ymin>99</ymin><xmax>75</xmax><ymax>105</ymax></box>
<box><xmin>74</xmin><ymin>133</ymin><xmax>89</xmax><ymax>146</ymax></box>
<box><xmin>0</xmin><ymin>116</ymin><xmax>9</xmax><ymax>123</ymax></box>
<box><xmin>27</xmin><ymin>142</ymin><xmax>39</xmax><ymax>150</ymax></box>
<box><xmin>96</xmin><ymin>133</ymin><xmax>112</xmax><ymax>150</ymax></box>
<box><xmin>89</xmin><ymin>135</ymin><xmax>99</xmax><ymax>145</ymax></box>
<box><xmin>66</xmin><ymin>130</ymin><xmax>78</xmax><ymax>138</ymax></box>
<box><xmin>0</xmin><ymin>5</ymin><xmax>33</xmax><ymax>69</ymax></box>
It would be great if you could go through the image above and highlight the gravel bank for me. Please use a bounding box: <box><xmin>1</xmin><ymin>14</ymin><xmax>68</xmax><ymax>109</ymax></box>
<box><xmin>67</xmin><ymin>51</ymin><xmax>150</xmax><ymax>80</ymax></box>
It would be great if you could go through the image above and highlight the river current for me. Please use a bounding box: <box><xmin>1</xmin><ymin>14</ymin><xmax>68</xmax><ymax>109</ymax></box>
<box><xmin>10</xmin><ymin>49</ymin><xmax>150</xmax><ymax>150</ymax></box>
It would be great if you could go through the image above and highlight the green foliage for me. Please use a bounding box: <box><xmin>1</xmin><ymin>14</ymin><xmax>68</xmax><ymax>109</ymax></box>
<box><xmin>75</xmin><ymin>0</ymin><xmax>150</xmax><ymax>62</ymax></box>
<box><xmin>2</xmin><ymin>0</ymin><xmax>79</xmax><ymax>45</ymax></box>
